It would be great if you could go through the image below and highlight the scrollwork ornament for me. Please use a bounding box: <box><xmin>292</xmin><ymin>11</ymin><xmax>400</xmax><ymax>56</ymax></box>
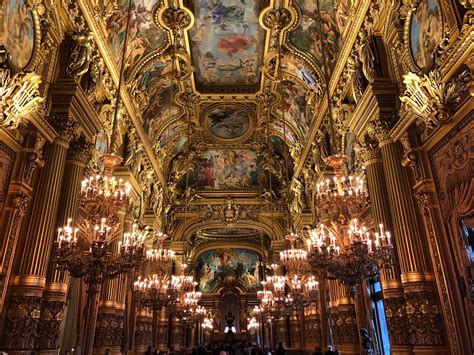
<box><xmin>404</xmin><ymin>291</ymin><xmax>444</xmax><ymax>346</ymax></box>
<box><xmin>67</xmin><ymin>136</ymin><xmax>94</xmax><ymax>165</ymax></box>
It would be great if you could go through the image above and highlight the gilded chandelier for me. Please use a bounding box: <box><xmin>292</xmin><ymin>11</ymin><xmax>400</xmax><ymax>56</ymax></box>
<box><xmin>315</xmin><ymin>155</ymin><xmax>368</xmax><ymax>222</ymax></box>
<box><xmin>305</xmin><ymin>220</ymin><xmax>393</xmax><ymax>294</ymax></box>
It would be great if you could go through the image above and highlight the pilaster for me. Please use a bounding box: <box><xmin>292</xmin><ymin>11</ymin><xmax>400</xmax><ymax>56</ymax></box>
<box><xmin>369</xmin><ymin>121</ymin><xmax>447</xmax><ymax>354</ymax></box>
<box><xmin>2</xmin><ymin>116</ymin><xmax>79</xmax><ymax>352</ymax></box>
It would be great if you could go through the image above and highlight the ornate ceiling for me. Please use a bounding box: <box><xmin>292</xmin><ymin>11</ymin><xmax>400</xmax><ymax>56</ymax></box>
<box><xmin>71</xmin><ymin>0</ymin><xmax>357</xmax><ymax>241</ymax></box>
<box><xmin>100</xmin><ymin>0</ymin><xmax>339</xmax><ymax>174</ymax></box>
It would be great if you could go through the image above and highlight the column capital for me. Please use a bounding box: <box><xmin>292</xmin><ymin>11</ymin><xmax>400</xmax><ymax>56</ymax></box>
<box><xmin>48</xmin><ymin>115</ymin><xmax>81</xmax><ymax>147</ymax></box>
<box><xmin>66</xmin><ymin>135</ymin><xmax>94</xmax><ymax>165</ymax></box>
<box><xmin>367</xmin><ymin>118</ymin><xmax>393</xmax><ymax>147</ymax></box>
<box><xmin>357</xmin><ymin>133</ymin><xmax>382</xmax><ymax>165</ymax></box>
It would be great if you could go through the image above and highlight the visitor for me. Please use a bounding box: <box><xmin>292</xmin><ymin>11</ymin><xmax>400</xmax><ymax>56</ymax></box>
<box><xmin>104</xmin><ymin>349</ymin><xmax>111</xmax><ymax>355</ymax></box>
<box><xmin>275</xmin><ymin>342</ymin><xmax>286</xmax><ymax>355</ymax></box>
<box><xmin>145</xmin><ymin>346</ymin><xmax>153</xmax><ymax>355</ymax></box>
<box><xmin>324</xmin><ymin>345</ymin><xmax>338</xmax><ymax>355</ymax></box>
<box><xmin>219</xmin><ymin>346</ymin><xmax>227</xmax><ymax>355</ymax></box>
<box><xmin>168</xmin><ymin>347</ymin><xmax>176</xmax><ymax>355</ymax></box>
<box><xmin>312</xmin><ymin>347</ymin><xmax>323</xmax><ymax>355</ymax></box>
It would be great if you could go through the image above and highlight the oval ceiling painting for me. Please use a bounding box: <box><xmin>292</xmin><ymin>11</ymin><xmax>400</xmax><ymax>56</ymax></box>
<box><xmin>1</xmin><ymin>0</ymin><xmax>36</xmax><ymax>69</ymax></box>
<box><xmin>409</xmin><ymin>0</ymin><xmax>442</xmax><ymax>71</ymax></box>
<box><xmin>205</xmin><ymin>105</ymin><xmax>250</xmax><ymax>140</ymax></box>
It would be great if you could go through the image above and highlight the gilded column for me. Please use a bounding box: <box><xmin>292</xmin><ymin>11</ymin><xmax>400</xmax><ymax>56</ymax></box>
<box><xmin>0</xmin><ymin>131</ymin><xmax>44</xmax><ymax>315</ymax></box>
<box><xmin>39</xmin><ymin>136</ymin><xmax>92</xmax><ymax>353</ymax></box>
<box><xmin>369</xmin><ymin>121</ymin><xmax>446</xmax><ymax>353</ymax></box>
<box><xmin>359</xmin><ymin>136</ymin><xmax>409</xmax><ymax>353</ymax></box>
<box><xmin>2</xmin><ymin>117</ymin><xmax>79</xmax><ymax>352</ymax></box>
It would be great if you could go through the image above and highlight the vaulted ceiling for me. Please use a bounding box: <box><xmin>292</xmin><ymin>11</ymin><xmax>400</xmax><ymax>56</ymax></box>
<box><xmin>100</xmin><ymin>0</ymin><xmax>342</xmax><ymax>186</ymax></box>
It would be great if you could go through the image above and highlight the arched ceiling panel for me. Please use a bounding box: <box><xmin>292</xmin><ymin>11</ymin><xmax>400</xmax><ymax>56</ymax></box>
<box><xmin>106</xmin><ymin>0</ymin><xmax>166</xmax><ymax>79</ymax></box>
<box><xmin>273</xmin><ymin>79</ymin><xmax>314</xmax><ymax>142</ymax></box>
<box><xmin>288</xmin><ymin>0</ymin><xmax>341</xmax><ymax>72</ymax></box>
<box><xmin>188</xmin><ymin>0</ymin><xmax>267</xmax><ymax>91</ymax></box>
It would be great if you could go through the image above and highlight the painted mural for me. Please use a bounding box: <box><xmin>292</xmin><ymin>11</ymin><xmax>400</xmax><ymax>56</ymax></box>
<box><xmin>0</xmin><ymin>141</ymin><xmax>16</xmax><ymax>215</ymax></box>
<box><xmin>136</xmin><ymin>60</ymin><xmax>173</xmax><ymax>91</ymax></box>
<box><xmin>409</xmin><ymin>0</ymin><xmax>442</xmax><ymax>71</ymax></box>
<box><xmin>106</xmin><ymin>0</ymin><xmax>165</xmax><ymax>78</ymax></box>
<box><xmin>144</xmin><ymin>88</ymin><xmax>181</xmax><ymax>143</ymax></box>
<box><xmin>289</xmin><ymin>0</ymin><xmax>341</xmax><ymax>71</ymax></box>
<box><xmin>1</xmin><ymin>0</ymin><xmax>35</xmax><ymax>69</ymax></box>
<box><xmin>281</xmin><ymin>57</ymin><xmax>319</xmax><ymax>90</ymax></box>
<box><xmin>189</xmin><ymin>0</ymin><xmax>264</xmax><ymax>86</ymax></box>
<box><xmin>197</xmin><ymin>248</ymin><xmax>261</xmax><ymax>292</ymax></box>
<box><xmin>270</xmin><ymin>122</ymin><xmax>297</xmax><ymax>144</ymax></box>
<box><xmin>190</xmin><ymin>149</ymin><xmax>259</xmax><ymax>189</ymax></box>
<box><xmin>206</xmin><ymin>106</ymin><xmax>250</xmax><ymax>139</ymax></box>
<box><xmin>274</xmin><ymin>80</ymin><xmax>313</xmax><ymax>140</ymax></box>
<box><xmin>202</xmin><ymin>228</ymin><xmax>258</xmax><ymax>236</ymax></box>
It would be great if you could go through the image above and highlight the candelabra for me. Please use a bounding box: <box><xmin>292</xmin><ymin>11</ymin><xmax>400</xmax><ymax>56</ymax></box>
<box><xmin>306</xmin><ymin>219</ymin><xmax>393</xmax><ymax>295</ymax></box>
<box><xmin>247</xmin><ymin>317</ymin><xmax>259</xmax><ymax>331</ymax></box>
<box><xmin>305</xmin><ymin>224</ymin><xmax>340</xmax><ymax>279</ymax></box>
<box><xmin>315</xmin><ymin>155</ymin><xmax>368</xmax><ymax>222</ymax></box>
<box><xmin>146</xmin><ymin>232</ymin><xmax>175</xmax><ymax>276</ymax></box>
<box><xmin>134</xmin><ymin>231</ymin><xmax>176</xmax><ymax>348</ymax></box>
<box><xmin>202</xmin><ymin>316</ymin><xmax>214</xmax><ymax>331</ymax></box>
<box><xmin>279</xmin><ymin>233</ymin><xmax>309</xmax><ymax>277</ymax></box>
<box><xmin>54</xmin><ymin>154</ymin><xmax>141</xmax><ymax>355</ymax></box>
<box><xmin>335</xmin><ymin>220</ymin><xmax>393</xmax><ymax>295</ymax></box>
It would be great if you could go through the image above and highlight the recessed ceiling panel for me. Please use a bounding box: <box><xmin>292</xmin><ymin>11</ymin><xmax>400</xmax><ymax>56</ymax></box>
<box><xmin>189</xmin><ymin>0</ymin><xmax>265</xmax><ymax>90</ymax></box>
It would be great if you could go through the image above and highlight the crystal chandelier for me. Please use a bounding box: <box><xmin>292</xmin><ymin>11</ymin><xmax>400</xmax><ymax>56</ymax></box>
<box><xmin>202</xmin><ymin>316</ymin><xmax>214</xmax><ymax>331</ymax></box>
<box><xmin>146</xmin><ymin>232</ymin><xmax>175</xmax><ymax>276</ymax></box>
<box><xmin>315</xmin><ymin>155</ymin><xmax>368</xmax><ymax>222</ymax></box>
<box><xmin>247</xmin><ymin>317</ymin><xmax>259</xmax><ymax>331</ymax></box>
<box><xmin>306</xmin><ymin>219</ymin><xmax>393</xmax><ymax>294</ymax></box>
<box><xmin>279</xmin><ymin>233</ymin><xmax>308</xmax><ymax>277</ymax></box>
<box><xmin>54</xmin><ymin>155</ymin><xmax>143</xmax><ymax>355</ymax></box>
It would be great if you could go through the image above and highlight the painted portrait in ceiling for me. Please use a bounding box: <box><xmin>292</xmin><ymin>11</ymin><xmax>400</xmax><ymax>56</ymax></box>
<box><xmin>289</xmin><ymin>0</ymin><xmax>341</xmax><ymax>71</ymax></box>
<box><xmin>274</xmin><ymin>80</ymin><xmax>313</xmax><ymax>140</ymax></box>
<box><xmin>197</xmin><ymin>248</ymin><xmax>261</xmax><ymax>292</ymax></box>
<box><xmin>270</xmin><ymin>122</ymin><xmax>298</xmax><ymax>145</ymax></box>
<box><xmin>106</xmin><ymin>0</ymin><xmax>165</xmax><ymax>78</ymax></box>
<box><xmin>1</xmin><ymin>0</ymin><xmax>36</xmax><ymax>69</ymax></box>
<box><xmin>189</xmin><ymin>149</ymin><xmax>259</xmax><ymax>190</ymax></box>
<box><xmin>409</xmin><ymin>0</ymin><xmax>442</xmax><ymax>71</ymax></box>
<box><xmin>143</xmin><ymin>88</ymin><xmax>181</xmax><ymax>143</ymax></box>
<box><xmin>189</xmin><ymin>0</ymin><xmax>265</xmax><ymax>86</ymax></box>
<box><xmin>281</xmin><ymin>57</ymin><xmax>319</xmax><ymax>90</ymax></box>
<box><xmin>206</xmin><ymin>106</ymin><xmax>250</xmax><ymax>139</ymax></box>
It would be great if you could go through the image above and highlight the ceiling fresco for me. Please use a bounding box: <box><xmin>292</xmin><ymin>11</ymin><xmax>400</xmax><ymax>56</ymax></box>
<box><xmin>289</xmin><ymin>0</ymin><xmax>341</xmax><ymax>72</ymax></box>
<box><xmin>273</xmin><ymin>79</ymin><xmax>314</xmax><ymax>142</ymax></box>
<box><xmin>204</xmin><ymin>105</ymin><xmax>251</xmax><ymax>140</ymax></box>
<box><xmin>189</xmin><ymin>0</ymin><xmax>266</xmax><ymax>89</ymax></box>
<box><xmin>201</xmin><ymin>228</ymin><xmax>260</xmax><ymax>236</ymax></box>
<box><xmin>106</xmin><ymin>0</ymin><xmax>165</xmax><ymax>79</ymax></box>
<box><xmin>187</xmin><ymin>149</ymin><xmax>259</xmax><ymax>190</ymax></box>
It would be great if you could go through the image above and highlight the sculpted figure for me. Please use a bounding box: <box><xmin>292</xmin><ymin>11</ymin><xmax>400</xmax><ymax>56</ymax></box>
<box><xmin>66</xmin><ymin>32</ymin><xmax>93</xmax><ymax>80</ymax></box>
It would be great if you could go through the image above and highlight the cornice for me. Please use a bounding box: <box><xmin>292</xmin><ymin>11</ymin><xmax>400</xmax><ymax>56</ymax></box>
<box><xmin>48</xmin><ymin>80</ymin><xmax>101</xmax><ymax>140</ymax></box>
<box><xmin>349</xmin><ymin>81</ymin><xmax>399</xmax><ymax>138</ymax></box>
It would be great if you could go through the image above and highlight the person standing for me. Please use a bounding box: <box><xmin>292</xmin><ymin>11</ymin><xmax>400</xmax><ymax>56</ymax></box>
<box><xmin>275</xmin><ymin>342</ymin><xmax>286</xmax><ymax>355</ymax></box>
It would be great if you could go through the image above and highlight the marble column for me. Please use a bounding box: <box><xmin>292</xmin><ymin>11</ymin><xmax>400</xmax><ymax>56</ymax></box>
<box><xmin>1</xmin><ymin>118</ymin><xmax>79</xmax><ymax>352</ymax></box>
<box><xmin>38</xmin><ymin>136</ymin><xmax>92</xmax><ymax>354</ymax></box>
<box><xmin>370</xmin><ymin>121</ymin><xmax>446</xmax><ymax>353</ymax></box>
<box><xmin>359</xmin><ymin>136</ymin><xmax>409</xmax><ymax>353</ymax></box>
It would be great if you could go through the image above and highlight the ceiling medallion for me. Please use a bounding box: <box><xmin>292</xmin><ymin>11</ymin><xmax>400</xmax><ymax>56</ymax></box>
<box><xmin>203</xmin><ymin>103</ymin><xmax>254</xmax><ymax>142</ymax></box>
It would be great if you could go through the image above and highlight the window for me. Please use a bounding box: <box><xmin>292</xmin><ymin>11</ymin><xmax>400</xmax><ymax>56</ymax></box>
<box><xmin>369</xmin><ymin>280</ymin><xmax>391</xmax><ymax>355</ymax></box>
